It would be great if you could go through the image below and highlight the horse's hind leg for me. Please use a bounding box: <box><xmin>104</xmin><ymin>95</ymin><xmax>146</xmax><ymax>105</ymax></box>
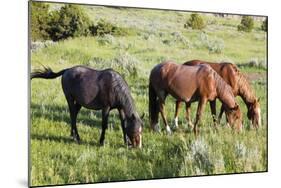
<box><xmin>194</xmin><ymin>97</ymin><xmax>207</xmax><ymax>136</ymax></box>
<box><xmin>174</xmin><ymin>101</ymin><xmax>181</xmax><ymax>128</ymax></box>
<box><xmin>159</xmin><ymin>100</ymin><xmax>172</xmax><ymax>134</ymax></box>
<box><xmin>99</xmin><ymin>107</ymin><xmax>110</xmax><ymax>146</ymax></box>
<box><xmin>66</xmin><ymin>96</ymin><xmax>82</xmax><ymax>143</ymax></box>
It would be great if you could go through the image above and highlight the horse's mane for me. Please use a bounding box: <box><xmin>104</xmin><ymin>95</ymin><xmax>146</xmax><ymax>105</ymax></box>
<box><xmin>110</xmin><ymin>70</ymin><xmax>136</xmax><ymax>116</ymax></box>
<box><xmin>230</xmin><ymin>64</ymin><xmax>257</xmax><ymax>104</ymax></box>
<box><xmin>212</xmin><ymin>67</ymin><xmax>235</xmax><ymax>106</ymax></box>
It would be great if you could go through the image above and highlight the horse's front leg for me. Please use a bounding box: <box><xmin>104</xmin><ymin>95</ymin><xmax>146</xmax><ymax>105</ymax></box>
<box><xmin>99</xmin><ymin>107</ymin><xmax>110</xmax><ymax>146</ymax></box>
<box><xmin>159</xmin><ymin>100</ymin><xmax>172</xmax><ymax>134</ymax></box>
<box><xmin>174</xmin><ymin>100</ymin><xmax>181</xmax><ymax>129</ymax></box>
<box><xmin>218</xmin><ymin>104</ymin><xmax>225</xmax><ymax>124</ymax></box>
<box><xmin>185</xmin><ymin>101</ymin><xmax>193</xmax><ymax>129</ymax></box>
<box><xmin>210</xmin><ymin>100</ymin><xmax>218</xmax><ymax>131</ymax></box>
<box><xmin>118</xmin><ymin>109</ymin><xmax>127</xmax><ymax>144</ymax></box>
<box><xmin>194</xmin><ymin>97</ymin><xmax>207</xmax><ymax>136</ymax></box>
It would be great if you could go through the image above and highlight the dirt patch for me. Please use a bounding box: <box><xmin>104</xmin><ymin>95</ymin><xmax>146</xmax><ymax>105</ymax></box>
<box><xmin>244</xmin><ymin>72</ymin><xmax>266</xmax><ymax>82</ymax></box>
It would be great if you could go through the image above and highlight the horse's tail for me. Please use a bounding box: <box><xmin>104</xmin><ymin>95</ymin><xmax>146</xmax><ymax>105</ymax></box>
<box><xmin>31</xmin><ymin>66</ymin><xmax>68</xmax><ymax>80</ymax></box>
<box><xmin>149</xmin><ymin>82</ymin><xmax>159</xmax><ymax>130</ymax></box>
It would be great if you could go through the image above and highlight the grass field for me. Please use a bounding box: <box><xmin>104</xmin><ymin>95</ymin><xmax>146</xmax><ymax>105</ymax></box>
<box><xmin>30</xmin><ymin>4</ymin><xmax>267</xmax><ymax>186</ymax></box>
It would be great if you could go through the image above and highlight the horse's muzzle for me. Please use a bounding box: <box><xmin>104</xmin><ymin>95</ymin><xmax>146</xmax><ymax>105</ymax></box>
<box><xmin>126</xmin><ymin>134</ymin><xmax>142</xmax><ymax>148</ymax></box>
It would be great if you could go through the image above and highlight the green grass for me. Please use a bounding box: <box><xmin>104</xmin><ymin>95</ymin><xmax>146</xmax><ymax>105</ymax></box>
<box><xmin>30</xmin><ymin>4</ymin><xmax>267</xmax><ymax>187</ymax></box>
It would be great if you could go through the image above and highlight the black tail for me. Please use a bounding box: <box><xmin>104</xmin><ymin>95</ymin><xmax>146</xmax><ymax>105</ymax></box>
<box><xmin>31</xmin><ymin>66</ymin><xmax>68</xmax><ymax>80</ymax></box>
<box><xmin>149</xmin><ymin>82</ymin><xmax>159</xmax><ymax>130</ymax></box>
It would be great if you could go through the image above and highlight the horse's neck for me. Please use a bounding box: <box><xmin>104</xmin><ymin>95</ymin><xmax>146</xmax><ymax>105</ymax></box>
<box><xmin>111</xmin><ymin>73</ymin><xmax>136</xmax><ymax>118</ymax></box>
<box><xmin>238</xmin><ymin>81</ymin><xmax>256</xmax><ymax>105</ymax></box>
<box><xmin>119</xmin><ymin>93</ymin><xmax>136</xmax><ymax>118</ymax></box>
<box><xmin>216</xmin><ymin>78</ymin><xmax>236</xmax><ymax>109</ymax></box>
<box><xmin>123</xmin><ymin>103</ymin><xmax>136</xmax><ymax>118</ymax></box>
<box><xmin>219</xmin><ymin>90</ymin><xmax>236</xmax><ymax>109</ymax></box>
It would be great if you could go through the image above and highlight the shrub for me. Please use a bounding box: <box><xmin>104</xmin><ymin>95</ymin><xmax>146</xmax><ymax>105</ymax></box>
<box><xmin>184</xmin><ymin>13</ymin><xmax>206</xmax><ymax>30</ymax></box>
<box><xmin>195</xmin><ymin>32</ymin><xmax>225</xmax><ymax>54</ymax></box>
<box><xmin>261</xmin><ymin>19</ymin><xmax>267</xmax><ymax>32</ymax></box>
<box><xmin>161</xmin><ymin>32</ymin><xmax>191</xmax><ymax>49</ymax></box>
<box><xmin>31</xmin><ymin>40</ymin><xmax>56</xmax><ymax>52</ymax></box>
<box><xmin>47</xmin><ymin>5</ymin><xmax>91</xmax><ymax>41</ymax></box>
<box><xmin>87</xmin><ymin>52</ymin><xmax>140</xmax><ymax>78</ymax></box>
<box><xmin>171</xmin><ymin>31</ymin><xmax>191</xmax><ymax>48</ymax></box>
<box><xmin>207</xmin><ymin>37</ymin><xmax>224</xmax><ymax>53</ymax></box>
<box><xmin>96</xmin><ymin>34</ymin><xmax>116</xmax><ymax>45</ymax></box>
<box><xmin>237</xmin><ymin>16</ymin><xmax>254</xmax><ymax>32</ymax></box>
<box><xmin>89</xmin><ymin>19</ymin><xmax>134</xmax><ymax>37</ymax></box>
<box><xmin>30</xmin><ymin>2</ymin><xmax>51</xmax><ymax>41</ymax></box>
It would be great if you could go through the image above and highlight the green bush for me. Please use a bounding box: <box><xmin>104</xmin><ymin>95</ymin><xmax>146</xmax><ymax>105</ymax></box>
<box><xmin>261</xmin><ymin>19</ymin><xmax>267</xmax><ymax>32</ymax></box>
<box><xmin>184</xmin><ymin>13</ymin><xmax>206</xmax><ymax>30</ymax></box>
<box><xmin>47</xmin><ymin>5</ymin><xmax>91</xmax><ymax>41</ymax></box>
<box><xmin>87</xmin><ymin>52</ymin><xmax>140</xmax><ymax>78</ymax></box>
<box><xmin>207</xmin><ymin>37</ymin><xmax>224</xmax><ymax>54</ymax></box>
<box><xmin>30</xmin><ymin>2</ymin><xmax>51</xmax><ymax>41</ymax></box>
<box><xmin>96</xmin><ymin>34</ymin><xmax>116</xmax><ymax>45</ymax></box>
<box><xmin>237</xmin><ymin>16</ymin><xmax>254</xmax><ymax>32</ymax></box>
<box><xmin>89</xmin><ymin>19</ymin><xmax>135</xmax><ymax>37</ymax></box>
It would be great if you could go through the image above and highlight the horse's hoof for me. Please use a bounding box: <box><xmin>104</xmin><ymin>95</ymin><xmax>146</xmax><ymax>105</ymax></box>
<box><xmin>72</xmin><ymin>136</ymin><xmax>81</xmax><ymax>144</ymax></box>
<box><xmin>188</xmin><ymin>122</ymin><xmax>194</xmax><ymax>129</ymax></box>
<box><xmin>154</xmin><ymin>124</ymin><xmax>160</xmax><ymax>132</ymax></box>
<box><xmin>166</xmin><ymin>126</ymin><xmax>172</xmax><ymax>135</ymax></box>
<box><xmin>74</xmin><ymin>138</ymin><xmax>81</xmax><ymax>144</ymax></box>
<box><xmin>174</xmin><ymin>118</ymin><xmax>179</xmax><ymax>129</ymax></box>
<box><xmin>99</xmin><ymin>140</ymin><xmax>105</xmax><ymax>146</ymax></box>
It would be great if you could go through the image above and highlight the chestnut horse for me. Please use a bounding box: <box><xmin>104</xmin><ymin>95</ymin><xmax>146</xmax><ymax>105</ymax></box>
<box><xmin>31</xmin><ymin>66</ymin><xmax>143</xmax><ymax>148</ymax></box>
<box><xmin>149</xmin><ymin>61</ymin><xmax>243</xmax><ymax>135</ymax></box>
<box><xmin>174</xmin><ymin>60</ymin><xmax>261</xmax><ymax>129</ymax></box>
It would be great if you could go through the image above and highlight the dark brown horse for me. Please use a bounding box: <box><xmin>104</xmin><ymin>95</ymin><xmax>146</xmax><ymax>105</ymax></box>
<box><xmin>174</xmin><ymin>60</ymin><xmax>261</xmax><ymax>129</ymax></box>
<box><xmin>149</xmin><ymin>61</ymin><xmax>243</xmax><ymax>135</ymax></box>
<box><xmin>31</xmin><ymin>65</ymin><xmax>143</xmax><ymax>148</ymax></box>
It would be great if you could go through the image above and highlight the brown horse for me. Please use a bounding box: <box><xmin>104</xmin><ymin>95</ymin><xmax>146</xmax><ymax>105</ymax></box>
<box><xmin>149</xmin><ymin>61</ymin><xmax>243</xmax><ymax>135</ymax></box>
<box><xmin>174</xmin><ymin>60</ymin><xmax>261</xmax><ymax>129</ymax></box>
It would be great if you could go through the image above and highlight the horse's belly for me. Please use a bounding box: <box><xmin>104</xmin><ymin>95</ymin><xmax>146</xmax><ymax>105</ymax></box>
<box><xmin>81</xmin><ymin>101</ymin><xmax>103</xmax><ymax>110</ymax></box>
<box><xmin>167</xmin><ymin>88</ymin><xmax>194</xmax><ymax>102</ymax></box>
<box><xmin>168</xmin><ymin>83</ymin><xmax>197</xmax><ymax>102</ymax></box>
<box><xmin>78</xmin><ymin>95</ymin><xmax>108</xmax><ymax>110</ymax></box>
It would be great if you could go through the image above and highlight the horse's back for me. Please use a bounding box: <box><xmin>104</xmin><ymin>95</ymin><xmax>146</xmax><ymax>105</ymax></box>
<box><xmin>150</xmin><ymin>61</ymin><xmax>216</xmax><ymax>102</ymax></box>
<box><xmin>62</xmin><ymin>66</ymin><xmax>99</xmax><ymax>90</ymax></box>
<box><xmin>184</xmin><ymin>60</ymin><xmax>223</xmax><ymax>73</ymax></box>
<box><xmin>61</xmin><ymin>66</ymin><xmax>126</xmax><ymax>109</ymax></box>
<box><xmin>183</xmin><ymin>60</ymin><xmax>241</xmax><ymax>93</ymax></box>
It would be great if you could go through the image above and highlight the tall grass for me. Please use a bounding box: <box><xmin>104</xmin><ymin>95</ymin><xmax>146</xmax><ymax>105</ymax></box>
<box><xmin>30</xmin><ymin>5</ymin><xmax>267</xmax><ymax>186</ymax></box>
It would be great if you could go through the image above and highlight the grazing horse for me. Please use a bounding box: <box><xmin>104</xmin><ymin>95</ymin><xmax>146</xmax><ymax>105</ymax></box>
<box><xmin>149</xmin><ymin>61</ymin><xmax>243</xmax><ymax>136</ymax></box>
<box><xmin>174</xmin><ymin>60</ymin><xmax>261</xmax><ymax>129</ymax></box>
<box><xmin>31</xmin><ymin>65</ymin><xmax>143</xmax><ymax>148</ymax></box>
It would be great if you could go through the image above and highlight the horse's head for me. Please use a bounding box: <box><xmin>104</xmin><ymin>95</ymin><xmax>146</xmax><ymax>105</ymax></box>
<box><xmin>125</xmin><ymin>114</ymin><xmax>143</xmax><ymax>148</ymax></box>
<box><xmin>247</xmin><ymin>98</ymin><xmax>261</xmax><ymax>129</ymax></box>
<box><xmin>225</xmin><ymin>104</ymin><xmax>243</xmax><ymax>132</ymax></box>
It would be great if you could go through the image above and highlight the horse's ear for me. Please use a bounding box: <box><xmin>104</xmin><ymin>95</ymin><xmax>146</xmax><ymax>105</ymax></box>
<box><xmin>131</xmin><ymin>113</ymin><xmax>136</xmax><ymax>120</ymax></box>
